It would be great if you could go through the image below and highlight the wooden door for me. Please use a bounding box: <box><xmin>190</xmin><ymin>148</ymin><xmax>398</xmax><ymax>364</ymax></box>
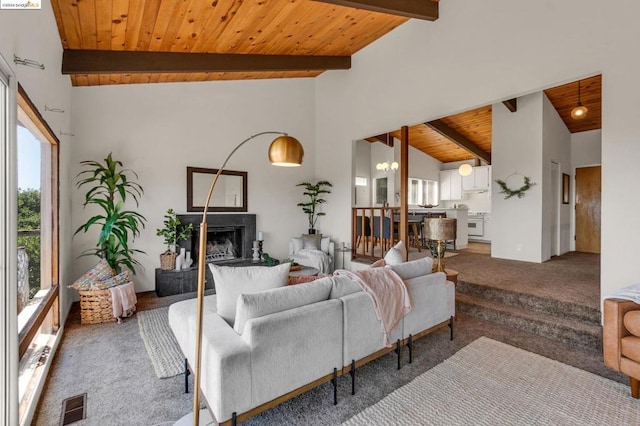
<box><xmin>575</xmin><ymin>166</ymin><xmax>601</xmax><ymax>253</ymax></box>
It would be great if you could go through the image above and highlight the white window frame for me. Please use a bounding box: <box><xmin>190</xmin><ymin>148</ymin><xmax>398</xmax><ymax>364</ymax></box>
<box><xmin>0</xmin><ymin>52</ymin><xmax>19</xmax><ymax>426</ymax></box>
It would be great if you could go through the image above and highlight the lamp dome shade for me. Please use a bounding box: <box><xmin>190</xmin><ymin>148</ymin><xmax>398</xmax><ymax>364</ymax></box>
<box><xmin>268</xmin><ymin>135</ymin><xmax>304</xmax><ymax>166</ymax></box>
<box><xmin>571</xmin><ymin>104</ymin><xmax>588</xmax><ymax>120</ymax></box>
<box><xmin>458</xmin><ymin>163</ymin><xmax>473</xmax><ymax>176</ymax></box>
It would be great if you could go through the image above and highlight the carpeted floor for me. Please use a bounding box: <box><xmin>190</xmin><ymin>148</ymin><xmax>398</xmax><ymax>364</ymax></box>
<box><xmin>446</xmin><ymin>249</ymin><xmax>600</xmax><ymax>310</ymax></box>
<box><xmin>34</xmin><ymin>250</ymin><xmax>613</xmax><ymax>425</ymax></box>
<box><xmin>344</xmin><ymin>337</ymin><xmax>640</xmax><ymax>425</ymax></box>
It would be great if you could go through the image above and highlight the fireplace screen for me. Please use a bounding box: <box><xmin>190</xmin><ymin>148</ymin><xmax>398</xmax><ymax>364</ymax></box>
<box><xmin>194</xmin><ymin>226</ymin><xmax>241</xmax><ymax>263</ymax></box>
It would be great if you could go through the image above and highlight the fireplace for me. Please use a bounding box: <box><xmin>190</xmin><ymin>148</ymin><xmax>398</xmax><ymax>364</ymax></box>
<box><xmin>177</xmin><ymin>214</ymin><xmax>256</xmax><ymax>265</ymax></box>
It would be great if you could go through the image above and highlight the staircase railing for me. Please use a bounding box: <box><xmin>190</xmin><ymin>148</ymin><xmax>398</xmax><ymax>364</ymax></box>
<box><xmin>351</xmin><ymin>207</ymin><xmax>400</xmax><ymax>260</ymax></box>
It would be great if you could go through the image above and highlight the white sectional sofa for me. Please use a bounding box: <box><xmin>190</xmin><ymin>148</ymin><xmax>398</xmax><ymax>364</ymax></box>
<box><xmin>168</xmin><ymin>257</ymin><xmax>455</xmax><ymax>425</ymax></box>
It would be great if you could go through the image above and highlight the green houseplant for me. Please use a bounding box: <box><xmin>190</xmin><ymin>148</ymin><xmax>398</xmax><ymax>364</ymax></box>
<box><xmin>156</xmin><ymin>208</ymin><xmax>193</xmax><ymax>252</ymax></box>
<box><xmin>296</xmin><ymin>180</ymin><xmax>332</xmax><ymax>234</ymax></box>
<box><xmin>74</xmin><ymin>153</ymin><xmax>147</xmax><ymax>274</ymax></box>
<box><xmin>156</xmin><ymin>208</ymin><xmax>193</xmax><ymax>269</ymax></box>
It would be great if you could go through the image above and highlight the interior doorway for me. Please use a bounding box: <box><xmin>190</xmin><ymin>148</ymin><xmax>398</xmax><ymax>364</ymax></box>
<box><xmin>575</xmin><ymin>166</ymin><xmax>601</xmax><ymax>253</ymax></box>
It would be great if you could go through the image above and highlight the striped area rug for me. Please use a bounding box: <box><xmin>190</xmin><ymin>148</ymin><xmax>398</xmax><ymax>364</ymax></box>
<box><xmin>344</xmin><ymin>337</ymin><xmax>640</xmax><ymax>425</ymax></box>
<box><xmin>137</xmin><ymin>306</ymin><xmax>184</xmax><ymax>379</ymax></box>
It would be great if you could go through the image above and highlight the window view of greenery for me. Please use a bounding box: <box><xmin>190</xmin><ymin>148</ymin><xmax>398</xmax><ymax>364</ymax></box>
<box><xmin>17</xmin><ymin>125</ymin><xmax>41</xmax><ymax>313</ymax></box>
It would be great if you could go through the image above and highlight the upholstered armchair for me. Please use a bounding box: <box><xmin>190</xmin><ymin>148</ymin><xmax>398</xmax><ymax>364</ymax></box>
<box><xmin>289</xmin><ymin>235</ymin><xmax>334</xmax><ymax>274</ymax></box>
<box><xmin>603</xmin><ymin>298</ymin><xmax>640</xmax><ymax>397</ymax></box>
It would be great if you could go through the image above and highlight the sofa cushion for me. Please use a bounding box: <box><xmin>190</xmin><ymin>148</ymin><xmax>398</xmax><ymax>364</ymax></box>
<box><xmin>234</xmin><ymin>278</ymin><xmax>333</xmax><ymax>334</ymax></box>
<box><xmin>625</xmin><ymin>311</ymin><xmax>640</xmax><ymax>337</ymax></box>
<box><xmin>621</xmin><ymin>335</ymin><xmax>640</xmax><ymax>363</ymax></box>
<box><xmin>383</xmin><ymin>241</ymin><xmax>406</xmax><ymax>265</ymax></box>
<box><xmin>210</xmin><ymin>263</ymin><xmax>290</xmax><ymax>325</ymax></box>
<box><xmin>388</xmin><ymin>257</ymin><xmax>433</xmax><ymax>280</ymax></box>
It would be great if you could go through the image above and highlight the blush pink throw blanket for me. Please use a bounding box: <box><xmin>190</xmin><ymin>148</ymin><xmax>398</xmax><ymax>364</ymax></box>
<box><xmin>334</xmin><ymin>268</ymin><xmax>411</xmax><ymax>347</ymax></box>
<box><xmin>110</xmin><ymin>281</ymin><xmax>137</xmax><ymax>323</ymax></box>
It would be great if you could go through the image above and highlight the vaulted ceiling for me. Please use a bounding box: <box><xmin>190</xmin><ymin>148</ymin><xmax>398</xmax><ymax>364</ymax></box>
<box><xmin>368</xmin><ymin>75</ymin><xmax>602</xmax><ymax>164</ymax></box>
<box><xmin>51</xmin><ymin>0</ymin><xmax>439</xmax><ymax>86</ymax></box>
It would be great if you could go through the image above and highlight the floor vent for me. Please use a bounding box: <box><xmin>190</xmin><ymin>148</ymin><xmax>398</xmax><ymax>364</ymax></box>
<box><xmin>60</xmin><ymin>393</ymin><xmax>86</xmax><ymax>425</ymax></box>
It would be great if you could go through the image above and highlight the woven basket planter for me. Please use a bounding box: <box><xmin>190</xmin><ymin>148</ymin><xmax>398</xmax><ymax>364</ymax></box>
<box><xmin>160</xmin><ymin>251</ymin><xmax>178</xmax><ymax>270</ymax></box>
<box><xmin>79</xmin><ymin>288</ymin><xmax>115</xmax><ymax>325</ymax></box>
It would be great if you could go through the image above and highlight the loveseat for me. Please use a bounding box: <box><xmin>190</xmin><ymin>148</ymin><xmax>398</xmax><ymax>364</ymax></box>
<box><xmin>168</xmin><ymin>257</ymin><xmax>455</xmax><ymax>425</ymax></box>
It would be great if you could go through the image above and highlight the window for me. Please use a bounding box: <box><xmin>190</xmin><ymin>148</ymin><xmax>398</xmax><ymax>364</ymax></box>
<box><xmin>0</xmin><ymin>57</ymin><xmax>17</xmax><ymax>426</ymax></box>
<box><xmin>408</xmin><ymin>178</ymin><xmax>439</xmax><ymax>206</ymax></box>
<box><xmin>16</xmin><ymin>85</ymin><xmax>59</xmax><ymax>424</ymax></box>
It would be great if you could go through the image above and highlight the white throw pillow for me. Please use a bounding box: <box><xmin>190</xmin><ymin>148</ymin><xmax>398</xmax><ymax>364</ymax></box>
<box><xmin>321</xmin><ymin>237</ymin><xmax>331</xmax><ymax>254</ymax></box>
<box><xmin>234</xmin><ymin>279</ymin><xmax>333</xmax><ymax>334</ymax></box>
<box><xmin>210</xmin><ymin>262</ymin><xmax>290</xmax><ymax>325</ymax></box>
<box><xmin>388</xmin><ymin>257</ymin><xmax>433</xmax><ymax>280</ymax></box>
<box><xmin>383</xmin><ymin>241</ymin><xmax>407</xmax><ymax>265</ymax></box>
<box><xmin>291</xmin><ymin>237</ymin><xmax>304</xmax><ymax>254</ymax></box>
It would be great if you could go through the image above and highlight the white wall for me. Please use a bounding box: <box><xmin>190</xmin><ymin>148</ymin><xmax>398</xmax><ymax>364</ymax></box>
<box><xmin>572</xmin><ymin>130</ymin><xmax>601</xmax><ymax>167</ymax></box>
<box><xmin>492</xmin><ymin>93</ymin><xmax>544</xmax><ymax>262</ymax></box>
<box><xmin>354</xmin><ymin>140</ymin><xmax>372</xmax><ymax>207</ymax></box>
<box><xmin>71</xmin><ymin>79</ymin><xmax>316</xmax><ymax>292</ymax></box>
<box><xmin>0</xmin><ymin>4</ymin><xmax>73</xmax><ymax>423</ymax></box>
<box><xmin>542</xmin><ymin>93</ymin><xmax>572</xmax><ymax>259</ymax></box>
<box><xmin>408</xmin><ymin>145</ymin><xmax>442</xmax><ymax>182</ymax></box>
<box><xmin>315</xmin><ymin>0</ymin><xmax>640</xmax><ymax>301</ymax></box>
<box><xmin>369</xmin><ymin>142</ymin><xmax>396</xmax><ymax>206</ymax></box>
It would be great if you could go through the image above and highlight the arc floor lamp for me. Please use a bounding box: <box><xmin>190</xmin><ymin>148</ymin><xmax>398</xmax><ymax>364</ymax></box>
<box><xmin>179</xmin><ymin>131</ymin><xmax>304</xmax><ymax>426</ymax></box>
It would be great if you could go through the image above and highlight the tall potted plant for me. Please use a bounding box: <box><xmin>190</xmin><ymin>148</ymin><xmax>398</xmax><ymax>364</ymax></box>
<box><xmin>296</xmin><ymin>180</ymin><xmax>332</xmax><ymax>234</ymax></box>
<box><xmin>74</xmin><ymin>153</ymin><xmax>147</xmax><ymax>274</ymax></box>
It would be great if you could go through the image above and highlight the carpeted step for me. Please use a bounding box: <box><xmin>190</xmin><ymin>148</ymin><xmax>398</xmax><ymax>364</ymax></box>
<box><xmin>456</xmin><ymin>293</ymin><xmax>602</xmax><ymax>350</ymax></box>
<box><xmin>457</xmin><ymin>280</ymin><xmax>600</xmax><ymax>326</ymax></box>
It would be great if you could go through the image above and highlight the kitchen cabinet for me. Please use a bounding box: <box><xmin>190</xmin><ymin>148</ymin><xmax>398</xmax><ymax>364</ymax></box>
<box><xmin>462</xmin><ymin>166</ymin><xmax>491</xmax><ymax>192</ymax></box>
<box><xmin>440</xmin><ymin>169</ymin><xmax>463</xmax><ymax>200</ymax></box>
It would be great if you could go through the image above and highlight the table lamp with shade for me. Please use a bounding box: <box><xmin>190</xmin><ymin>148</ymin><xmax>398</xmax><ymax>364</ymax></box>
<box><xmin>176</xmin><ymin>131</ymin><xmax>304</xmax><ymax>426</ymax></box>
<box><xmin>424</xmin><ymin>218</ymin><xmax>456</xmax><ymax>273</ymax></box>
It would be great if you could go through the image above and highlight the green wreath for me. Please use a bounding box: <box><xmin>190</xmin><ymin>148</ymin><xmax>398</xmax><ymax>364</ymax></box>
<box><xmin>495</xmin><ymin>175</ymin><xmax>535</xmax><ymax>199</ymax></box>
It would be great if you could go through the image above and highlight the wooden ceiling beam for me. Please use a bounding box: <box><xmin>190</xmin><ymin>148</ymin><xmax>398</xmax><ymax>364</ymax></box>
<box><xmin>424</xmin><ymin>120</ymin><xmax>491</xmax><ymax>164</ymax></box>
<box><xmin>312</xmin><ymin>0</ymin><xmax>438</xmax><ymax>21</ymax></box>
<box><xmin>62</xmin><ymin>49</ymin><xmax>351</xmax><ymax>75</ymax></box>
<box><xmin>502</xmin><ymin>98</ymin><xmax>517</xmax><ymax>113</ymax></box>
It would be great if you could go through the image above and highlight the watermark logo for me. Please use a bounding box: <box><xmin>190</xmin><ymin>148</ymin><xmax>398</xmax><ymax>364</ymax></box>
<box><xmin>1</xmin><ymin>1</ymin><xmax>41</xmax><ymax>9</ymax></box>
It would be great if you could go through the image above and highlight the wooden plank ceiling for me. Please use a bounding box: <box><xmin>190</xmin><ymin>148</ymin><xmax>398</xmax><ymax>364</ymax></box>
<box><xmin>372</xmin><ymin>75</ymin><xmax>601</xmax><ymax>164</ymax></box>
<box><xmin>51</xmin><ymin>0</ymin><xmax>436</xmax><ymax>86</ymax></box>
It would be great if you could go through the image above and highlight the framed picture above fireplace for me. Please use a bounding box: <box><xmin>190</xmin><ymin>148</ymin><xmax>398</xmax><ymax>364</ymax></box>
<box><xmin>187</xmin><ymin>166</ymin><xmax>248</xmax><ymax>212</ymax></box>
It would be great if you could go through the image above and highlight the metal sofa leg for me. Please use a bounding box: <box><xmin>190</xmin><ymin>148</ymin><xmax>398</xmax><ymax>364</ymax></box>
<box><xmin>184</xmin><ymin>358</ymin><xmax>190</xmax><ymax>394</ymax></box>
<box><xmin>407</xmin><ymin>334</ymin><xmax>413</xmax><ymax>364</ymax></box>
<box><xmin>395</xmin><ymin>339</ymin><xmax>402</xmax><ymax>370</ymax></box>
<box><xmin>449</xmin><ymin>316</ymin><xmax>454</xmax><ymax>340</ymax></box>
<box><xmin>332</xmin><ymin>368</ymin><xmax>338</xmax><ymax>405</ymax></box>
<box><xmin>232</xmin><ymin>412</ymin><xmax>237</xmax><ymax>426</ymax></box>
<box><xmin>350</xmin><ymin>359</ymin><xmax>356</xmax><ymax>395</ymax></box>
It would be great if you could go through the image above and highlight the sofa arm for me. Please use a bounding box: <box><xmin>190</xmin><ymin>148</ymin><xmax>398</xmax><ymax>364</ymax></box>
<box><xmin>190</xmin><ymin>312</ymin><xmax>252</xmax><ymax>423</ymax></box>
<box><xmin>603</xmin><ymin>298</ymin><xmax>640</xmax><ymax>371</ymax></box>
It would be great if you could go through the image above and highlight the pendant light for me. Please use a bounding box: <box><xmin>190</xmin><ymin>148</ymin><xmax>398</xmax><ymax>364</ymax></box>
<box><xmin>571</xmin><ymin>80</ymin><xmax>588</xmax><ymax>120</ymax></box>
